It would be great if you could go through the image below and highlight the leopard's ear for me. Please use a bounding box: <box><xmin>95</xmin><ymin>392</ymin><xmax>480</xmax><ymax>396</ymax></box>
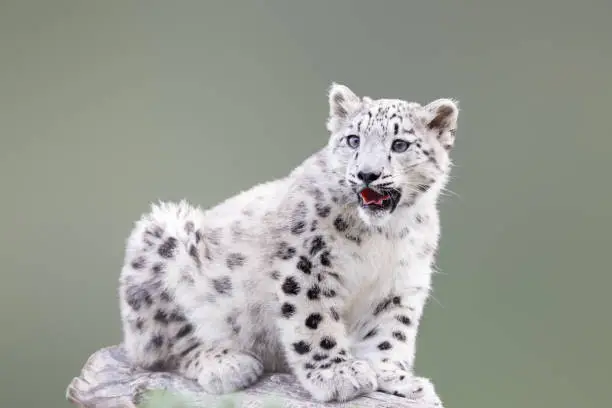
<box><xmin>422</xmin><ymin>98</ymin><xmax>459</xmax><ymax>150</ymax></box>
<box><xmin>326</xmin><ymin>83</ymin><xmax>363</xmax><ymax>133</ymax></box>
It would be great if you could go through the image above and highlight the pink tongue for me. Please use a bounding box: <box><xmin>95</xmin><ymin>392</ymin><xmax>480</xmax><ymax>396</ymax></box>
<box><xmin>360</xmin><ymin>189</ymin><xmax>390</xmax><ymax>205</ymax></box>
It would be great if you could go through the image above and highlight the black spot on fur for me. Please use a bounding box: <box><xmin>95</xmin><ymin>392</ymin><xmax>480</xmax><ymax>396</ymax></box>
<box><xmin>180</xmin><ymin>343</ymin><xmax>200</xmax><ymax>357</ymax></box>
<box><xmin>310</xmin><ymin>235</ymin><xmax>326</xmax><ymax>256</ymax></box>
<box><xmin>226</xmin><ymin>253</ymin><xmax>246</xmax><ymax>270</ymax></box>
<box><xmin>226</xmin><ymin>315</ymin><xmax>241</xmax><ymax>335</ymax></box>
<box><xmin>378</xmin><ymin>341</ymin><xmax>392</xmax><ymax>350</ymax></box>
<box><xmin>282</xmin><ymin>276</ymin><xmax>300</xmax><ymax>295</ymax></box>
<box><xmin>331</xmin><ymin>357</ymin><xmax>345</xmax><ymax>364</ymax></box>
<box><xmin>309</xmin><ymin>187</ymin><xmax>324</xmax><ymax>201</ymax></box>
<box><xmin>152</xmin><ymin>262</ymin><xmax>165</xmax><ymax>275</ymax></box>
<box><xmin>270</xmin><ymin>270</ymin><xmax>281</xmax><ymax>280</ymax></box>
<box><xmin>135</xmin><ymin>318</ymin><xmax>145</xmax><ymax>331</ymax></box>
<box><xmin>333</xmin><ymin>216</ymin><xmax>349</xmax><ymax>232</ymax></box>
<box><xmin>204</xmin><ymin>246</ymin><xmax>212</xmax><ymax>261</ymax></box>
<box><xmin>146</xmin><ymin>225</ymin><xmax>164</xmax><ymax>238</ymax></box>
<box><xmin>305</xmin><ymin>313</ymin><xmax>323</xmax><ymax>329</ymax></box>
<box><xmin>394</xmin><ymin>123</ymin><xmax>399</xmax><ymax>135</ymax></box>
<box><xmin>184</xmin><ymin>221</ymin><xmax>195</xmax><ymax>234</ymax></box>
<box><xmin>125</xmin><ymin>287</ymin><xmax>153</xmax><ymax>311</ymax></box>
<box><xmin>150</xmin><ymin>335</ymin><xmax>163</xmax><ymax>348</ymax></box>
<box><xmin>276</xmin><ymin>242</ymin><xmax>297</xmax><ymax>260</ymax></box>
<box><xmin>417</xmin><ymin>183</ymin><xmax>431</xmax><ymax>193</ymax></box>
<box><xmin>320</xmin><ymin>337</ymin><xmax>336</xmax><ymax>350</ymax></box>
<box><xmin>131</xmin><ymin>256</ymin><xmax>146</xmax><ymax>270</ymax></box>
<box><xmin>393</xmin><ymin>331</ymin><xmax>407</xmax><ymax>342</ymax></box>
<box><xmin>189</xmin><ymin>244</ymin><xmax>201</xmax><ymax>267</ymax></box>
<box><xmin>158</xmin><ymin>237</ymin><xmax>177</xmax><ymax>259</ymax></box>
<box><xmin>323</xmin><ymin>289</ymin><xmax>336</xmax><ymax>298</ymax></box>
<box><xmin>281</xmin><ymin>302</ymin><xmax>295</xmax><ymax>318</ymax></box>
<box><xmin>364</xmin><ymin>328</ymin><xmax>378</xmax><ymax>339</ymax></box>
<box><xmin>160</xmin><ymin>290</ymin><xmax>172</xmax><ymax>302</ymax></box>
<box><xmin>195</xmin><ymin>230</ymin><xmax>202</xmax><ymax>243</ymax></box>
<box><xmin>296</xmin><ymin>256</ymin><xmax>312</xmax><ymax>274</ymax></box>
<box><xmin>330</xmin><ymin>307</ymin><xmax>340</xmax><ymax>321</ymax></box>
<box><xmin>313</xmin><ymin>353</ymin><xmax>328</xmax><ymax>361</ymax></box>
<box><xmin>293</xmin><ymin>341</ymin><xmax>311</xmax><ymax>355</ymax></box>
<box><xmin>291</xmin><ymin>221</ymin><xmax>306</xmax><ymax>235</ymax></box>
<box><xmin>293</xmin><ymin>201</ymin><xmax>308</xmax><ymax>220</ymax></box>
<box><xmin>169</xmin><ymin>310</ymin><xmax>187</xmax><ymax>322</ymax></box>
<box><xmin>396</xmin><ymin>315</ymin><xmax>412</xmax><ymax>326</ymax></box>
<box><xmin>154</xmin><ymin>309</ymin><xmax>169</xmax><ymax>325</ymax></box>
<box><xmin>320</xmin><ymin>250</ymin><xmax>331</xmax><ymax>267</ymax></box>
<box><xmin>149</xmin><ymin>360</ymin><xmax>166</xmax><ymax>371</ymax></box>
<box><xmin>307</xmin><ymin>285</ymin><xmax>321</xmax><ymax>300</ymax></box>
<box><xmin>212</xmin><ymin>276</ymin><xmax>232</xmax><ymax>295</ymax></box>
<box><xmin>304</xmin><ymin>363</ymin><xmax>315</xmax><ymax>370</ymax></box>
<box><xmin>392</xmin><ymin>296</ymin><xmax>401</xmax><ymax>305</ymax></box>
<box><xmin>373</xmin><ymin>298</ymin><xmax>393</xmax><ymax>316</ymax></box>
<box><xmin>346</xmin><ymin>234</ymin><xmax>362</xmax><ymax>245</ymax></box>
<box><xmin>176</xmin><ymin>324</ymin><xmax>193</xmax><ymax>338</ymax></box>
<box><xmin>310</xmin><ymin>220</ymin><xmax>318</xmax><ymax>232</ymax></box>
<box><xmin>333</xmin><ymin>92</ymin><xmax>345</xmax><ymax>104</ymax></box>
<box><xmin>315</xmin><ymin>204</ymin><xmax>331</xmax><ymax>218</ymax></box>
<box><xmin>319</xmin><ymin>362</ymin><xmax>332</xmax><ymax>369</ymax></box>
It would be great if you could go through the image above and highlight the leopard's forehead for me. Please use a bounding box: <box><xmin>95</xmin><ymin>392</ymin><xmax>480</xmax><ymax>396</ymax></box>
<box><xmin>348</xmin><ymin>99</ymin><xmax>421</xmax><ymax>137</ymax></box>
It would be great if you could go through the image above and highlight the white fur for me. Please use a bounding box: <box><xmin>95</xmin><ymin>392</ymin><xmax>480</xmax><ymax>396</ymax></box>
<box><xmin>118</xmin><ymin>83</ymin><xmax>457</xmax><ymax>406</ymax></box>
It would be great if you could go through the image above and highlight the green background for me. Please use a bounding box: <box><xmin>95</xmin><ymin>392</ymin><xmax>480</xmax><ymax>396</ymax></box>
<box><xmin>1</xmin><ymin>1</ymin><xmax>610</xmax><ymax>407</ymax></box>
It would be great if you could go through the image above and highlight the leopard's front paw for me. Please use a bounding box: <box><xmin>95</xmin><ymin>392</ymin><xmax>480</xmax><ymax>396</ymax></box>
<box><xmin>298</xmin><ymin>359</ymin><xmax>378</xmax><ymax>402</ymax></box>
<box><xmin>195</xmin><ymin>350</ymin><xmax>264</xmax><ymax>395</ymax></box>
<box><xmin>379</xmin><ymin>372</ymin><xmax>443</xmax><ymax>407</ymax></box>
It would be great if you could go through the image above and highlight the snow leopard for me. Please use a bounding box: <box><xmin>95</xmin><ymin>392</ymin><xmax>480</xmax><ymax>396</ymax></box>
<box><xmin>118</xmin><ymin>83</ymin><xmax>459</xmax><ymax>405</ymax></box>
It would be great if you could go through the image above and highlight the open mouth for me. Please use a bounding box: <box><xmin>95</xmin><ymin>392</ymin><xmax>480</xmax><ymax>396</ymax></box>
<box><xmin>357</xmin><ymin>187</ymin><xmax>401</xmax><ymax>213</ymax></box>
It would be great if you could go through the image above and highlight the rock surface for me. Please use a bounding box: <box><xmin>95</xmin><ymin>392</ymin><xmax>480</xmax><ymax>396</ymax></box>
<box><xmin>66</xmin><ymin>344</ymin><xmax>437</xmax><ymax>408</ymax></box>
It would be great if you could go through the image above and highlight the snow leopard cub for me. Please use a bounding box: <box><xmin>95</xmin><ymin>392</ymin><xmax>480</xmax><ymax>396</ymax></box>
<box><xmin>119</xmin><ymin>83</ymin><xmax>458</xmax><ymax>404</ymax></box>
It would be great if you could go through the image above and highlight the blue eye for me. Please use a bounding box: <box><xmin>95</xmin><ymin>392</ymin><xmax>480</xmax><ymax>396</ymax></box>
<box><xmin>391</xmin><ymin>139</ymin><xmax>410</xmax><ymax>153</ymax></box>
<box><xmin>346</xmin><ymin>135</ymin><xmax>360</xmax><ymax>149</ymax></box>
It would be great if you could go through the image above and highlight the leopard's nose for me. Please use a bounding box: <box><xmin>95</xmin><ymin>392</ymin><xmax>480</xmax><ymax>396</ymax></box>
<box><xmin>357</xmin><ymin>171</ymin><xmax>381</xmax><ymax>184</ymax></box>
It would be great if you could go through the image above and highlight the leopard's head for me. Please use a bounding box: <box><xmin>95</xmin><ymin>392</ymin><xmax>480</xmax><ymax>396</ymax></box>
<box><xmin>325</xmin><ymin>83</ymin><xmax>459</xmax><ymax>226</ymax></box>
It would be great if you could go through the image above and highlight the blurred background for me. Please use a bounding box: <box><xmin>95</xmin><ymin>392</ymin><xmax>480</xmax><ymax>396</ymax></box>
<box><xmin>1</xmin><ymin>1</ymin><xmax>611</xmax><ymax>407</ymax></box>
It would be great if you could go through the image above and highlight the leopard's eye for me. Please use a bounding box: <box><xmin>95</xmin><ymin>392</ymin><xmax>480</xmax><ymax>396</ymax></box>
<box><xmin>391</xmin><ymin>139</ymin><xmax>410</xmax><ymax>153</ymax></box>
<box><xmin>346</xmin><ymin>135</ymin><xmax>360</xmax><ymax>149</ymax></box>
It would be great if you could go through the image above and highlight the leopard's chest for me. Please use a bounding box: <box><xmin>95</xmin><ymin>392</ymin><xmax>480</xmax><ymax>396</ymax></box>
<box><xmin>330</xmin><ymin>235</ymin><xmax>404</xmax><ymax>305</ymax></box>
<box><xmin>329</xmin><ymin>223</ymin><xmax>437</xmax><ymax>328</ymax></box>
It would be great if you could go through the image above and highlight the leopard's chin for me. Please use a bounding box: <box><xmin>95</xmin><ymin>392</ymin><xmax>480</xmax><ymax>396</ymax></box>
<box><xmin>356</xmin><ymin>205</ymin><xmax>394</xmax><ymax>227</ymax></box>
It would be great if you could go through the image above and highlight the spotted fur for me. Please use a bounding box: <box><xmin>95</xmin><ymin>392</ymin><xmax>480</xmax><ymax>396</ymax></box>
<box><xmin>118</xmin><ymin>83</ymin><xmax>458</xmax><ymax>405</ymax></box>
